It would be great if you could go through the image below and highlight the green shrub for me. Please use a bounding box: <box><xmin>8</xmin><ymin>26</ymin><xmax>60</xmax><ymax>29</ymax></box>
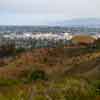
<box><xmin>0</xmin><ymin>79</ymin><xmax>20</xmax><ymax>86</ymax></box>
<box><xmin>16</xmin><ymin>47</ymin><xmax>26</xmax><ymax>53</ymax></box>
<box><xmin>29</xmin><ymin>70</ymin><xmax>48</xmax><ymax>81</ymax></box>
<box><xmin>91</xmin><ymin>80</ymin><xmax>100</xmax><ymax>95</ymax></box>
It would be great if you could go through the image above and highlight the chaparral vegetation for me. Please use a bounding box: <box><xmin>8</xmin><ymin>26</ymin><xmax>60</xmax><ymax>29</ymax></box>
<box><xmin>0</xmin><ymin>34</ymin><xmax>100</xmax><ymax>100</ymax></box>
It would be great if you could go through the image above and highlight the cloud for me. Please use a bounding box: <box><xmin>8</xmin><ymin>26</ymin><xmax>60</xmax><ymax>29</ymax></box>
<box><xmin>0</xmin><ymin>0</ymin><xmax>99</xmax><ymax>16</ymax></box>
<box><xmin>0</xmin><ymin>0</ymin><xmax>99</xmax><ymax>25</ymax></box>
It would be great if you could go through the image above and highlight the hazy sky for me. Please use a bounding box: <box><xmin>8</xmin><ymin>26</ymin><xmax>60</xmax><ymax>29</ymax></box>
<box><xmin>0</xmin><ymin>0</ymin><xmax>99</xmax><ymax>25</ymax></box>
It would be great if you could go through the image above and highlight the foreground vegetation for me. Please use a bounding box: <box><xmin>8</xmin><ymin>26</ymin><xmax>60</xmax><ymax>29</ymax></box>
<box><xmin>0</xmin><ymin>40</ymin><xmax>100</xmax><ymax>99</ymax></box>
<box><xmin>0</xmin><ymin>77</ymin><xmax>98</xmax><ymax>100</ymax></box>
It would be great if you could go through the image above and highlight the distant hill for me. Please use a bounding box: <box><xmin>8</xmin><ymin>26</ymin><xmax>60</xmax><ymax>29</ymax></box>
<box><xmin>51</xmin><ymin>18</ymin><xmax>100</xmax><ymax>27</ymax></box>
<box><xmin>72</xmin><ymin>35</ymin><xmax>96</xmax><ymax>44</ymax></box>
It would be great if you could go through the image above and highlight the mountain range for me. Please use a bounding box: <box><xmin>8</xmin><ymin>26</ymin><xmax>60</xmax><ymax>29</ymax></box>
<box><xmin>51</xmin><ymin>18</ymin><xmax>100</xmax><ymax>27</ymax></box>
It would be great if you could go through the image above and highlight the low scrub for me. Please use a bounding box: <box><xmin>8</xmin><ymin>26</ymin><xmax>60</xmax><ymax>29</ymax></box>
<box><xmin>29</xmin><ymin>70</ymin><xmax>48</xmax><ymax>81</ymax></box>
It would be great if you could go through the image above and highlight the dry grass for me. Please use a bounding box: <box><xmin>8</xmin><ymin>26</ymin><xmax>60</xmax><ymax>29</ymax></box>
<box><xmin>0</xmin><ymin>47</ymin><xmax>99</xmax><ymax>99</ymax></box>
<box><xmin>72</xmin><ymin>35</ymin><xmax>95</xmax><ymax>44</ymax></box>
<box><xmin>0</xmin><ymin>47</ymin><xmax>99</xmax><ymax>79</ymax></box>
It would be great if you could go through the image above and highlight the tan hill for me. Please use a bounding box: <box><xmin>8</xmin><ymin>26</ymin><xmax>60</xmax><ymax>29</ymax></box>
<box><xmin>72</xmin><ymin>35</ymin><xmax>96</xmax><ymax>45</ymax></box>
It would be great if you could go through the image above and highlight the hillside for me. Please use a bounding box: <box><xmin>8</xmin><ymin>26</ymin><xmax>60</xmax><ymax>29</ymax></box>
<box><xmin>0</xmin><ymin>47</ymin><xmax>99</xmax><ymax>99</ymax></box>
<box><xmin>0</xmin><ymin>47</ymin><xmax>99</xmax><ymax>79</ymax></box>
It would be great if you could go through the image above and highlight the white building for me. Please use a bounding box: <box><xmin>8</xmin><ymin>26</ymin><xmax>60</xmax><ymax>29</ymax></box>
<box><xmin>63</xmin><ymin>32</ymin><xmax>73</xmax><ymax>40</ymax></box>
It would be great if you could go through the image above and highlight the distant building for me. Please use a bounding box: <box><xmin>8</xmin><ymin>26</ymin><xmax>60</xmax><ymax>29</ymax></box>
<box><xmin>63</xmin><ymin>32</ymin><xmax>73</xmax><ymax>40</ymax></box>
<box><xmin>0</xmin><ymin>32</ymin><xmax>74</xmax><ymax>48</ymax></box>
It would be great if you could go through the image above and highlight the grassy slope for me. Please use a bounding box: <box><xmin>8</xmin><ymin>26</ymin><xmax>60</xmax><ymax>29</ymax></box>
<box><xmin>0</xmin><ymin>47</ymin><xmax>99</xmax><ymax>99</ymax></box>
<box><xmin>71</xmin><ymin>35</ymin><xmax>95</xmax><ymax>44</ymax></box>
<box><xmin>0</xmin><ymin>47</ymin><xmax>100</xmax><ymax>79</ymax></box>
